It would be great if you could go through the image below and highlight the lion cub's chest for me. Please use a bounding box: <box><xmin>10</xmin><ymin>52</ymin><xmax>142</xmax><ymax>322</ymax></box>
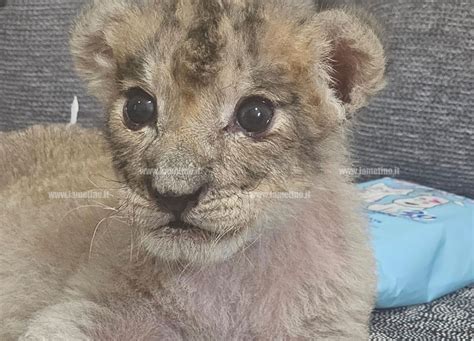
<box><xmin>94</xmin><ymin>264</ymin><xmax>288</xmax><ymax>339</ymax></box>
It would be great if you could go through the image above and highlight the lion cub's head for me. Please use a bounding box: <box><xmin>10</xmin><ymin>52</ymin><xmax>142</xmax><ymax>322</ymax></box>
<box><xmin>71</xmin><ymin>0</ymin><xmax>385</xmax><ymax>264</ymax></box>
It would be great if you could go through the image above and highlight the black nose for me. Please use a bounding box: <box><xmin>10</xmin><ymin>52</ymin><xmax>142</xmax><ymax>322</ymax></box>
<box><xmin>153</xmin><ymin>187</ymin><xmax>204</xmax><ymax>218</ymax></box>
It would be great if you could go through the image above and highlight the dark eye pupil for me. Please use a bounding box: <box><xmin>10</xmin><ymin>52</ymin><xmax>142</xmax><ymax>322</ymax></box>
<box><xmin>124</xmin><ymin>88</ymin><xmax>156</xmax><ymax>128</ymax></box>
<box><xmin>236</xmin><ymin>97</ymin><xmax>274</xmax><ymax>134</ymax></box>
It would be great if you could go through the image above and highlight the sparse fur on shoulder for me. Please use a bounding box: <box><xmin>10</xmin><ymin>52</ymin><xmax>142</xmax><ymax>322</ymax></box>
<box><xmin>0</xmin><ymin>0</ymin><xmax>385</xmax><ymax>339</ymax></box>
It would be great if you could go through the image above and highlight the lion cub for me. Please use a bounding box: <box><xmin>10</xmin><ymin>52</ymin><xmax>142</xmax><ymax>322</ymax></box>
<box><xmin>0</xmin><ymin>0</ymin><xmax>385</xmax><ymax>339</ymax></box>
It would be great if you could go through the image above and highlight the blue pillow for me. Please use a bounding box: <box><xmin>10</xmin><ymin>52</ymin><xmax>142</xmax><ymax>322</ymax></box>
<box><xmin>358</xmin><ymin>178</ymin><xmax>474</xmax><ymax>308</ymax></box>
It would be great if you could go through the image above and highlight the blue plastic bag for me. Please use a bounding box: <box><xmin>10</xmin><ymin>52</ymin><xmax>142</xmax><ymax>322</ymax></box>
<box><xmin>358</xmin><ymin>178</ymin><xmax>474</xmax><ymax>308</ymax></box>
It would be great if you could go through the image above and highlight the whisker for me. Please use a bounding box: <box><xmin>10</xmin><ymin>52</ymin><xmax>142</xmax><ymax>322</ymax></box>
<box><xmin>178</xmin><ymin>260</ymin><xmax>193</xmax><ymax>281</ymax></box>
<box><xmin>89</xmin><ymin>200</ymin><xmax>120</xmax><ymax>212</ymax></box>
<box><xmin>89</xmin><ymin>172</ymin><xmax>128</xmax><ymax>186</ymax></box>
<box><xmin>88</xmin><ymin>216</ymin><xmax>111</xmax><ymax>261</ymax></box>
<box><xmin>60</xmin><ymin>205</ymin><xmax>115</xmax><ymax>224</ymax></box>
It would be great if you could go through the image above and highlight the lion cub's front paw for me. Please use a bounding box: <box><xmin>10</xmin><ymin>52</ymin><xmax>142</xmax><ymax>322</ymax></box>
<box><xmin>20</xmin><ymin>300</ymin><xmax>104</xmax><ymax>341</ymax></box>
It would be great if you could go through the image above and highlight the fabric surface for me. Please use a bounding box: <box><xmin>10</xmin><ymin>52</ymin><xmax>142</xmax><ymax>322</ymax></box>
<box><xmin>0</xmin><ymin>0</ymin><xmax>103</xmax><ymax>130</ymax></box>
<box><xmin>370</xmin><ymin>286</ymin><xmax>474</xmax><ymax>340</ymax></box>
<box><xmin>348</xmin><ymin>0</ymin><xmax>474</xmax><ymax>198</ymax></box>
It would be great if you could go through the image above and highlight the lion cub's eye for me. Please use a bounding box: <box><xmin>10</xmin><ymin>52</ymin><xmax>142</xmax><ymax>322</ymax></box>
<box><xmin>235</xmin><ymin>96</ymin><xmax>274</xmax><ymax>135</ymax></box>
<box><xmin>123</xmin><ymin>88</ymin><xmax>156</xmax><ymax>130</ymax></box>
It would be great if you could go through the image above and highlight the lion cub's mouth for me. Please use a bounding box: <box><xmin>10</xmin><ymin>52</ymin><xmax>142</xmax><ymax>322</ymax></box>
<box><xmin>168</xmin><ymin>221</ymin><xmax>196</xmax><ymax>230</ymax></box>
<box><xmin>153</xmin><ymin>219</ymin><xmax>219</xmax><ymax>241</ymax></box>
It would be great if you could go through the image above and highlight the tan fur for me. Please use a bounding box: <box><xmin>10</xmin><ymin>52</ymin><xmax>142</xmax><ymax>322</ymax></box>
<box><xmin>0</xmin><ymin>0</ymin><xmax>385</xmax><ymax>339</ymax></box>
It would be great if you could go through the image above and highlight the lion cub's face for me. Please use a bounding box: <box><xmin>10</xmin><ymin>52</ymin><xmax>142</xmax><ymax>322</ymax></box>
<box><xmin>72</xmin><ymin>0</ymin><xmax>385</xmax><ymax>264</ymax></box>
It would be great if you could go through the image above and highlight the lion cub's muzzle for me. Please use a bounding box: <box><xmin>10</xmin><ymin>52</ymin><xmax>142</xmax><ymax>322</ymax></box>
<box><xmin>150</xmin><ymin>184</ymin><xmax>208</xmax><ymax>220</ymax></box>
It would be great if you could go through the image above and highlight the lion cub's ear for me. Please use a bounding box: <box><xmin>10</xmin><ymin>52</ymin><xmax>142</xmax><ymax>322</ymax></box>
<box><xmin>70</xmin><ymin>1</ymin><xmax>151</xmax><ymax>103</ymax></box>
<box><xmin>313</xmin><ymin>9</ymin><xmax>386</xmax><ymax>115</ymax></box>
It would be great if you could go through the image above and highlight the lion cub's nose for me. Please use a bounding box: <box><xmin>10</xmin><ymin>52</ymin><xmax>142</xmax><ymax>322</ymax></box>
<box><xmin>153</xmin><ymin>187</ymin><xmax>205</xmax><ymax>218</ymax></box>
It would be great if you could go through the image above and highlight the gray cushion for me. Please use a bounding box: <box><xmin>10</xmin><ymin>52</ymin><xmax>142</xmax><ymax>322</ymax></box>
<box><xmin>0</xmin><ymin>0</ymin><xmax>472</xmax><ymax>197</ymax></box>
<box><xmin>0</xmin><ymin>0</ymin><xmax>102</xmax><ymax>130</ymax></box>
<box><xmin>349</xmin><ymin>0</ymin><xmax>474</xmax><ymax>198</ymax></box>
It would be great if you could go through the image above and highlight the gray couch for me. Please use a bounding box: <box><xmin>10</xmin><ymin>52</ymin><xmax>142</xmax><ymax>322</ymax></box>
<box><xmin>0</xmin><ymin>0</ymin><xmax>472</xmax><ymax>339</ymax></box>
